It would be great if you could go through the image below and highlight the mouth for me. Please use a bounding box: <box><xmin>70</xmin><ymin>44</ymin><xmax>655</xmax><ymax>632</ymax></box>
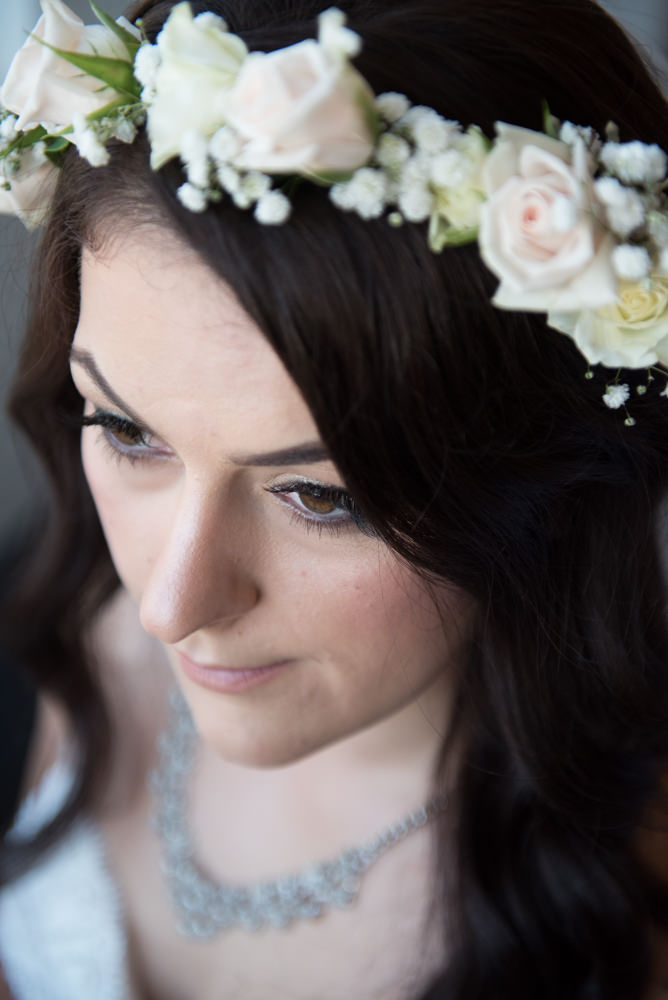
<box><xmin>176</xmin><ymin>652</ymin><xmax>293</xmax><ymax>694</ymax></box>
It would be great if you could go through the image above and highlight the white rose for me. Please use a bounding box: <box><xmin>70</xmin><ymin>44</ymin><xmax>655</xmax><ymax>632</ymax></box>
<box><xmin>1</xmin><ymin>0</ymin><xmax>139</xmax><ymax>132</ymax></box>
<box><xmin>479</xmin><ymin>123</ymin><xmax>617</xmax><ymax>312</ymax></box>
<box><xmin>548</xmin><ymin>277</ymin><xmax>668</xmax><ymax>368</ymax></box>
<box><xmin>0</xmin><ymin>158</ymin><xmax>59</xmax><ymax>229</ymax></box>
<box><xmin>224</xmin><ymin>39</ymin><xmax>376</xmax><ymax>175</ymax></box>
<box><xmin>145</xmin><ymin>2</ymin><xmax>247</xmax><ymax>170</ymax></box>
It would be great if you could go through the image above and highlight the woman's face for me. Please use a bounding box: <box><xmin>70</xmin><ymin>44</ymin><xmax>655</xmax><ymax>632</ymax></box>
<box><xmin>70</xmin><ymin>229</ymin><xmax>471</xmax><ymax>767</ymax></box>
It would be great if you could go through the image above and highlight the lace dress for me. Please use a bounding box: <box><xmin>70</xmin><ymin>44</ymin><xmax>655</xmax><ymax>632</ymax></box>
<box><xmin>0</xmin><ymin>760</ymin><xmax>132</xmax><ymax>1000</ymax></box>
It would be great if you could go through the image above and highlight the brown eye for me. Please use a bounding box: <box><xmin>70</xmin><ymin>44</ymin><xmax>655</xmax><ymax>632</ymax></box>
<box><xmin>111</xmin><ymin>424</ymin><xmax>144</xmax><ymax>447</ymax></box>
<box><xmin>297</xmin><ymin>489</ymin><xmax>338</xmax><ymax>515</ymax></box>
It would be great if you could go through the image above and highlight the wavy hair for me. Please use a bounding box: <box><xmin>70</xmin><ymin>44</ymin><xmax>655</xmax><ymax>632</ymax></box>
<box><xmin>5</xmin><ymin>1</ymin><xmax>668</xmax><ymax>996</ymax></box>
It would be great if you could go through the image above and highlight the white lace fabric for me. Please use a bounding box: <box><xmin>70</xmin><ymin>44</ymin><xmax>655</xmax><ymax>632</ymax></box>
<box><xmin>0</xmin><ymin>760</ymin><xmax>132</xmax><ymax>1000</ymax></box>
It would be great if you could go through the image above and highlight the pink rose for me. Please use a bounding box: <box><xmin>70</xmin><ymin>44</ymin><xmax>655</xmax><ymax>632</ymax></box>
<box><xmin>479</xmin><ymin>124</ymin><xmax>616</xmax><ymax>312</ymax></box>
<box><xmin>1</xmin><ymin>0</ymin><xmax>139</xmax><ymax>132</ymax></box>
<box><xmin>224</xmin><ymin>40</ymin><xmax>376</xmax><ymax>175</ymax></box>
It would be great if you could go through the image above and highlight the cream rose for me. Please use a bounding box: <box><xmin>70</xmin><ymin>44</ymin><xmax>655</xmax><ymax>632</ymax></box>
<box><xmin>548</xmin><ymin>277</ymin><xmax>668</xmax><ymax>368</ymax></box>
<box><xmin>1</xmin><ymin>0</ymin><xmax>139</xmax><ymax>132</ymax></box>
<box><xmin>224</xmin><ymin>40</ymin><xmax>376</xmax><ymax>175</ymax></box>
<box><xmin>145</xmin><ymin>3</ymin><xmax>248</xmax><ymax>170</ymax></box>
<box><xmin>0</xmin><ymin>156</ymin><xmax>58</xmax><ymax>229</ymax></box>
<box><xmin>479</xmin><ymin>123</ymin><xmax>616</xmax><ymax>312</ymax></box>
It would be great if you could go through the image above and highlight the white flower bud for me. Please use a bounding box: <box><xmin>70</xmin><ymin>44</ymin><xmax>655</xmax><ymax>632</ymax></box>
<box><xmin>254</xmin><ymin>190</ymin><xmax>291</xmax><ymax>224</ymax></box>
<box><xmin>611</xmin><ymin>244</ymin><xmax>651</xmax><ymax>281</ymax></box>
<box><xmin>602</xmin><ymin>383</ymin><xmax>630</xmax><ymax>409</ymax></box>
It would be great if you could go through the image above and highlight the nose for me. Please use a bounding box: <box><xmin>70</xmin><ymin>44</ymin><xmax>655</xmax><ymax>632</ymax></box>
<box><xmin>139</xmin><ymin>482</ymin><xmax>260</xmax><ymax>645</ymax></box>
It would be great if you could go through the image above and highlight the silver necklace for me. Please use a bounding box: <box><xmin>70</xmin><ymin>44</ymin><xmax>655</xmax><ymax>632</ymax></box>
<box><xmin>150</xmin><ymin>686</ymin><xmax>445</xmax><ymax>939</ymax></box>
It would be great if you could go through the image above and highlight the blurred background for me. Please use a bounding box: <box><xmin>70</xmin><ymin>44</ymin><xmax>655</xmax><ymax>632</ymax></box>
<box><xmin>0</xmin><ymin>0</ymin><xmax>667</xmax><ymax>537</ymax></box>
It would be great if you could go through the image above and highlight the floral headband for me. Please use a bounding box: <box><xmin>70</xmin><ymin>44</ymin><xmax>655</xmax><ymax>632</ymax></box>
<box><xmin>2</xmin><ymin>0</ymin><xmax>668</xmax><ymax>421</ymax></box>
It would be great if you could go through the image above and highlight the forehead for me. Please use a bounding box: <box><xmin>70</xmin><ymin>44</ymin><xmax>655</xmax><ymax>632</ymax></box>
<box><xmin>74</xmin><ymin>230</ymin><xmax>320</xmax><ymax>448</ymax></box>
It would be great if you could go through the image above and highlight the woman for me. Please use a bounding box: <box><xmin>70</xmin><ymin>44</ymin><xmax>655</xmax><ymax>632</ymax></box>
<box><xmin>1</xmin><ymin>0</ymin><xmax>668</xmax><ymax>996</ymax></box>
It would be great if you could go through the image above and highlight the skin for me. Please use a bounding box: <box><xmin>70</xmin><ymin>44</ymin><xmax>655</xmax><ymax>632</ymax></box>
<box><xmin>70</xmin><ymin>228</ymin><xmax>471</xmax><ymax>774</ymax></box>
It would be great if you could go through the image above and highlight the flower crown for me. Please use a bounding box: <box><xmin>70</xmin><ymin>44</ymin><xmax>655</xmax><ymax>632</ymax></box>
<box><xmin>2</xmin><ymin>0</ymin><xmax>668</xmax><ymax>421</ymax></box>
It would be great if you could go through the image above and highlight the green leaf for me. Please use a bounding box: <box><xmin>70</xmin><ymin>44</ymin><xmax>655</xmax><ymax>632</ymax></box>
<box><xmin>44</xmin><ymin>136</ymin><xmax>70</xmax><ymax>154</ymax></box>
<box><xmin>39</xmin><ymin>41</ymin><xmax>141</xmax><ymax>100</ymax></box>
<box><xmin>542</xmin><ymin>99</ymin><xmax>559</xmax><ymax>140</ymax></box>
<box><xmin>13</xmin><ymin>125</ymin><xmax>47</xmax><ymax>150</ymax></box>
<box><xmin>89</xmin><ymin>3</ymin><xmax>141</xmax><ymax>58</ymax></box>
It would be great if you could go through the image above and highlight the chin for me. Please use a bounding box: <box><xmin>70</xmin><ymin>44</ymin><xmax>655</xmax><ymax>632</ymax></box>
<box><xmin>179</xmin><ymin>682</ymin><xmax>326</xmax><ymax>769</ymax></box>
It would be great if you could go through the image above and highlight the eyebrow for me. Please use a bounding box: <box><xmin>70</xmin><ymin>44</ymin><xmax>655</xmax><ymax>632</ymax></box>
<box><xmin>69</xmin><ymin>346</ymin><xmax>332</xmax><ymax>468</ymax></box>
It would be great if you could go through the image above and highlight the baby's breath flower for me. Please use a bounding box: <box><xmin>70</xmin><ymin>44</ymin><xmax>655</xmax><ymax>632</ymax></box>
<box><xmin>194</xmin><ymin>11</ymin><xmax>229</xmax><ymax>31</ymax></box>
<box><xmin>612</xmin><ymin>244</ymin><xmax>651</xmax><ymax>281</ymax></box>
<box><xmin>600</xmin><ymin>140</ymin><xmax>667</xmax><ymax>186</ymax></box>
<box><xmin>409</xmin><ymin>109</ymin><xmax>453</xmax><ymax>154</ymax></box>
<box><xmin>376</xmin><ymin>133</ymin><xmax>410</xmax><ymax>170</ymax></box>
<box><xmin>180</xmin><ymin>129</ymin><xmax>210</xmax><ymax>188</ymax></box>
<box><xmin>399</xmin><ymin>183</ymin><xmax>433</xmax><ymax>222</ymax></box>
<box><xmin>648</xmin><ymin>211</ymin><xmax>668</xmax><ymax>247</ymax></box>
<box><xmin>430</xmin><ymin>149</ymin><xmax>468</xmax><ymax>189</ymax></box>
<box><xmin>329</xmin><ymin>181</ymin><xmax>355</xmax><ymax>210</ymax></box>
<box><xmin>113</xmin><ymin>119</ymin><xmax>137</xmax><ymax>144</ymax></box>
<box><xmin>595</xmin><ymin>177</ymin><xmax>645</xmax><ymax>237</ymax></box>
<box><xmin>0</xmin><ymin>115</ymin><xmax>17</xmax><ymax>142</ymax></box>
<box><xmin>559</xmin><ymin>121</ymin><xmax>595</xmax><ymax>147</ymax></box>
<box><xmin>346</xmin><ymin>167</ymin><xmax>387</xmax><ymax>219</ymax></box>
<box><xmin>177</xmin><ymin>181</ymin><xmax>207</xmax><ymax>212</ymax></box>
<box><xmin>318</xmin><ymin>7</ymin><xmax>361</xmax><ymax>58</ymax></box>
<box><xmin>602</xmin><ymin>383</ymin><xmax>630</xmax><ymax>409</ymax></box>
<box><xmin>134</xmin><ymin>44</ymin><xmax>161</xmax><ymax>93</ymax></box>
<box><xmin>375</xmin><ymin>92</ymin><xmax>410</xmax><ymax>124</ymax></box>
<box><xmin>240</xmin><ymin>170</ymin><xmax>271</xmax><ymax>201</ymax></box>
<box><xmin>254</xmin><ymin>189</ymin><xmax>291</xmax><ymax>224</ymax></box>
<box><xmin>217</xmin><ymin>164</ymin><xmax>241</xmax><ymax>194</ymax></box>
<box><xmin>209</xmin><ymin>125</ymin><xmax>241</xmax><ymax>164</ymax></box>
<box><xmin>73</xmin><ymin>125</ymin><xmax>110</xmax><ymax>167</ymax></box>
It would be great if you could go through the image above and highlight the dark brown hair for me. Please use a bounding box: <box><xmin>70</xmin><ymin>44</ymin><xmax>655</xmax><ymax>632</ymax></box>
<box><xmin>6</xmin><ymin>1</ymin><xmax>668</xmax><ymax>996</ymax></box>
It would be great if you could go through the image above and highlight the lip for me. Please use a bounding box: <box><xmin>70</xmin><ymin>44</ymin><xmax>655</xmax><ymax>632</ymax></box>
<box><xmin>176</xmin><ymin>652</ymin><xmax>293</xmax><ymax>694</ymax></box>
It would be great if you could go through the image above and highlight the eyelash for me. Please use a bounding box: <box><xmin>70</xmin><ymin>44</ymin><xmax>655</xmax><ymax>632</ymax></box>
<box><xmin>79</xmin><ymin>409</ymin><xmax>165</xmax><ymax>465</ymax></box>
<box><xmin>77</xmin><ymin>408</ymin><xmax>371</xmax><ymax>537</ymax></box>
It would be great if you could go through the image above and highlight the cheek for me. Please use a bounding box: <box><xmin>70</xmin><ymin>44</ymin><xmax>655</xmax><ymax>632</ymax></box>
<box><xmin>81</xmin><ymin>436</ymin><xmax>166</xmax><ymax>595</ymax></box>
<box><xmin>292</xmin><ymin>550</ymin><xmax>470</xmax><ymax>686</ymax></box>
